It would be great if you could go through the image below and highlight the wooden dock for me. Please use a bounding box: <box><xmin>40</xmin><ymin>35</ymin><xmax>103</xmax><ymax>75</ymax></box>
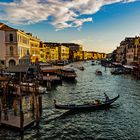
<box><xmin>0</xmin><ymin>113</ymin><xmax>35</xmax><ymax>131</ymax></box>
<box><xmin>0</xmin><ymin>79</ymin><xmax>42</xmax><ymax>132</ymax></box>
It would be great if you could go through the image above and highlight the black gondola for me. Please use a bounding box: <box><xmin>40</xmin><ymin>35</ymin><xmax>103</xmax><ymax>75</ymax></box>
<box><xmin>54</xmin><ymin>94</ymin><xmax>119</xmax><ymax>110</ymax></box>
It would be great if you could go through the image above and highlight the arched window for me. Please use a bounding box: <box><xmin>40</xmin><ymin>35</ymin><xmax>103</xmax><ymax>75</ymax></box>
<box><xmin>9</xmin><ymin>33</ymin><xmax>13</xmax><ymax>42</ymax></box>
<box><xmin>9</xmin><ymin>59</ymin><xmax>16</xmax><ymax>67</ymax></box>
<box><xmin>10</xmin><ymin>46</ymin><xmax>14</xmax><ymax>55</ymax></box>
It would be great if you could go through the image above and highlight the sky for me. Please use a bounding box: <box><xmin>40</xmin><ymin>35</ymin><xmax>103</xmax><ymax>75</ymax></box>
<box><xmin>0</xmin><ymin>0</ymin><xmax>140</xmax><ymax>53</ymax></box>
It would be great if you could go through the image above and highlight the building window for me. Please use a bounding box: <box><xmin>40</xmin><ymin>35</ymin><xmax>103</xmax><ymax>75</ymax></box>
<box><xmin>0</xmin><ymin>61</ymin><xmax>4</xmax><ymax>65</ymax></box>
<box><xmin>9</xmin><ymin>59</ymin><xmax>16</xmax><ymax>67</ymax></box>
<box><xmin>27</xmin><ymin>50</ymin><xmax>30</xmax><ymax>55</ymax></box>
<box><xmin>10</xmin><ymin>46</ymin><xmax>14</xmax><ymax>55</ymax></box>
<box><xmin>9</xmin><ymin>34</ymin><xmax>14</xmax><ymax>42</ymax></box>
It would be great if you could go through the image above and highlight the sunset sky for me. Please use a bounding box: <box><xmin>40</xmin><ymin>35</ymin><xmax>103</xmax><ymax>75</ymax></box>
<box><xmin>0</xmin><ymin>0</ymin><xmax>140</xmax><ymax>53</ymax></box>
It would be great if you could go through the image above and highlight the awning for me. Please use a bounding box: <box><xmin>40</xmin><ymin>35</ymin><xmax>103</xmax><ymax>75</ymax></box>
<box><xmin>123</xmin><ymin>65</ymin><xmax>136</xmax><ymax>69</ymax></box>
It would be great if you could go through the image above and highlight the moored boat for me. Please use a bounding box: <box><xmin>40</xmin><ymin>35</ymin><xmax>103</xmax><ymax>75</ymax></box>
<box><xmin>91</xmin><ymin>60</ymin><xmax>95</xmax><ymax>65</ymax></box>
<box><xmin>95</xmin><ymin>70</ymin><xmax>102</xmax><ymax>75</ymax></box>
<box><xmin>54</xmin><ymin>94</ymin><xmax>119</xmax><ymax>110</ymax></box>
<box><xmin>20</xmin><ymin>82</ymin><xmax>47</xmax><ymax>94</ymax></box>
<box><xmin>57</xmin><ymin>67</ymin><xmax>77</xmax><ymax>80</ymax></box>
<box><xmin>77</xmin><ymin>66</ymin><xmax>84</xmax><ymax>71</ymax></box>
<box><xmin>111</xmin><ymin>68</ymin><xmax>124</xmax><ymax>75</ymax></box>
<box><xmin>9</xmin><ymin>82</ymin><xmax>47</xmax><ymax>94</ymax></box>
<box><xmin>40</xmin><ymin>66</ymin><xmax>62</xmax><ymax>84</ymax></box>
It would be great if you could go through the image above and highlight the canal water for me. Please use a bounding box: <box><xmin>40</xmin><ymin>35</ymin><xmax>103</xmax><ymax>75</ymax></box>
<box><xmin>0</xmin><ymin>61</ymin><xmax>140</xmax><ymax>140</ymax></box>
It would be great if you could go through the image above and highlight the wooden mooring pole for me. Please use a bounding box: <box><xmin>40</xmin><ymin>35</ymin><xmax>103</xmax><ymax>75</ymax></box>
<box><xmin>0</xmin><ymin>98</ymin><xmax>2</xmax><ymax>125</ymax></box>
<box><xmin>47</xmin><ymin>80</ymin><xmax>51</xmax><ymax>90</ymax></box>
<box><xmin>35</xmin><ymin>99</ymin><xmax>40</xmax><ymax>127</ymax></box>
<box><xmin>35</xmin><ymin>85</ymin><xmax>40</xmax><ymax>128</ymax></box>
<box><xmin>38</xmin><ymin>95</ymin><xmax>42</xmax><ymax>116</ymax></box>
<box><xmin>17</xmin><ymin>86</ymin><xmax>24</xmax><ymax>134</ymax></box>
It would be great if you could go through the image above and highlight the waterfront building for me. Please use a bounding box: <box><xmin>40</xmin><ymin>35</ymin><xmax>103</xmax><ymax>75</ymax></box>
<box><xmin>87</xmin><ymin>51</ymin><xmax>93</xmax><ymax>60</ymax></box>
<box><xmin>58</xmin><ymin>45</ymin><xmax>69</xmax><ymax>62</ymax></box>
<box><xmin>137</xmin><ymin>38</ymin><xmax>140</xmax><ymax>65</ymax></box>
<box><xmin>120</xmin><ymin>40</ymin><xmax>127</xmax><ymax>64</ymax></box>
<box><xmin>44</xmin><ymin>42</ymin><xmax>83</xmax><ymax>63</ymax></box>
<box><xmin>113</xmin><ymin>37</ymin><xmax>136</xmax><ymax>65</ymax></box>
<box><xmin>61</xmin><ymin>43</ymin><xmax>80</xmax><ymax>62</ymax></box>
<box><xmin>0</xmin><ymin>23</ymin><xmax>19</xmax><ymax>67</ymax></box>
<box><xmin>0</xmin><ymin>23</ymin><xmax>107</xmax><ymax>67</ymax></box>
<box><xmin>17</xmin><ymin>30</ymin><xmax>31</xmax><ymax>65</ymax></box>
<box><xmin>77</xmin><ymin>45</ymin><xmax>84</xmax><ymax>61</ymax></box>
<box><xmin>115</xmin><ymin>47</ymin><xmax>121</xmax><ymax>63</ymax></box>
<box><xmin>39</xmin><ymin>42</ymin><xmax>47</xmax><ymax>62</ymax></box>
<box><xmin>115</xmin><ymin>42</ymin><xmax>126</xmax><ymax>64</ymax></box>
<box><xmin>83</xmin><ymin>51</ymin><xmax>88</xmax><ymax>60</ymax></box>
<box><xmin>112</xmin><ymin>49</ymin><xmax>117</xmax><ymax>62</ymax></box>
<box><xmin>134</xmin><ymin>37</ymin><xmax>140</xmax><ymax>65</ymax></box>
<box><xmin>73</xmin><ymin>45</ymin><xmax>83</xmax><ymax>61</ymax></box>
<box><xmin>49</xmin><ymin>46</ymin><xmax>59</xmax><ymax>63</ymax></box>
<box><xmin>93</xmin><ymin>52</ymin><xmax>98</xmax><ymax>59</ymax></box>
<box><xmin>43</xmin><ymin>42</ymin><xmax>59</xmax><ymax>63</ymax></box>
<box><xmin>28</xmin><ymin>33</ymin><xmax>41</xmax><ymax>63</ymax></box>
<box><xmin>0</xmin><ymin>23</ymin><xmax>31</xmax><ymax>67</ymax></box>
<box><xmin>98</xmin><ymin>53</ymin><xmax>106</xmax><ymax>59</ymax></box>
<box><xmin>96</xmin><ymin>52</ymin><xmax>102</xmax><ymax>59</ymax></box>
<box><xmin>92</xmin><ymin>52</ymin><xmax>106</xmax><ymax>60</ymax></box>
<box><xmin>101</xmin><ymin>53</ymin><xmax>106</xmax><ymax>59</ymax></box>
<box><xmin>73</xmin><ymin>50</ymin><xmax>79</xmax><ymax>61</ymax></box>
<box><xmin>125</xmin><ymin>37</ymin><xmax>135</xmax><ymax>65</ymax></box>
<box><xmin>0</xmin><ymin>23</ymin><xmax>41</xmax><ymax>67</ymax></box>
<box><xmin>43</xmin><ymin>43</ymin><xmax>51</xmax><ymax>62</ymax></box>
<box><xmin>106</xmin><ymin>53</ymin><xmax>112</xmax><ymax>59</ymax></box>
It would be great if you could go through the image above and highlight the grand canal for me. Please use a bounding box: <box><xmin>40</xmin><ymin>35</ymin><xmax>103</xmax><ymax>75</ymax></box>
<box><xmin>0</xmin><ymin>61</ymin><xmax>140</xmax><ymax>140</ymax></box>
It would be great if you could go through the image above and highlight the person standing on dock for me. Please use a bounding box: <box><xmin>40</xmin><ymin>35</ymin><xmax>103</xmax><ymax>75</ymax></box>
<box><xmin>13</xmin><ymin>99</ymin><xmax>18</xmax><ymax>116</ymax></box>
<box><xmin>47</xmin><ymin>73</ymin><xmax>51</xmax><ymax>90</ymax></box>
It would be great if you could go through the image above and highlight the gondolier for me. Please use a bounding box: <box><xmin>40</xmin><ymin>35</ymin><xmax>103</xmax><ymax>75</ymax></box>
<box><xmin>104</xmin><ymin>92</ymin><xmax>109</xmax><ymax>102</ymax></box>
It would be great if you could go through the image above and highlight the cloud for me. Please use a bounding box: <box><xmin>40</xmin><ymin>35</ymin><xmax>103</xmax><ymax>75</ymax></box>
<box><xmin>70</xmin><ymin>39</ymin><xmax>86</xmax><ymax>44</ymax></box>
<box><xmin>123</xmin><ymin>0</ymin><xmax>137</xmax><ymax>3</ymax></box>
<box><xmin>0</xmin><ymin>0</ymin><xmax>137</xmax><ymax>30</ymax></box>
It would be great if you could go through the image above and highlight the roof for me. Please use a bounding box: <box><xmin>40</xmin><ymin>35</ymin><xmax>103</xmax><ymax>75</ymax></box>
<box><xmin>5</xmin><ymin>65</ymin><xmax>29</xmax><ymax>73</ymax></box>
<box><xmin>112</xmin><ymin>62</ymin><xmax>122</xmax><ymax>66</ymax></box>
<box><xmin>39</xmin><ymin>63</ymin><xmax>52</xmax><ymax>67</ymax></box>
<box><xmin>123</xmin><ymin>65</ymin><xmax>136</xmax><ymax>69</ymax></box>
<box><xmin>0</xmin><ymin>23</ymin><xmax>4</xmax><ymax>27</ymax></box>
<box><xmin>41</xmin><ymin>67</ymin><xmax>58</xmax><ymax>72</ymax></box>
<box><xmin>61</xmin><ymin>67</ymin><xmax>76</xmax><ymax>72</ymax></box>
<box><xmin>0</xmin><ymin>23</ymin><xmax>17</xmax><ymax>31</ymax></box>
<box><xmin>0</xmin><ymin>76</ymin><xmax>10</xmax><ymax>81</ymax></box>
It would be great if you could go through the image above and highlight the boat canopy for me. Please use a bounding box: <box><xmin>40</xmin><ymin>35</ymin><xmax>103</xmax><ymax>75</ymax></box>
<box><xmin>61</xmin><ymin>67</ymin><xmax>76</xmax><ymax>72</ymax></box>
<box><xmin>123</xmin><ymin>65</ymin><xmax>136</xmax><ymax>70</ymax></box>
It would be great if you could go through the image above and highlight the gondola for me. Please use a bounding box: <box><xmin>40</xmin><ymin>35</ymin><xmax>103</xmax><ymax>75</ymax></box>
<box><xmin>54</xmin><ymin>94</ymin><xmax>119</xmax><ymax>110</ymax></box>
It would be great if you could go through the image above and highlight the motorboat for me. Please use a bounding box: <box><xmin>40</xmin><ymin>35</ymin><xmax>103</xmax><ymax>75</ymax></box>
<box><xmin>95</xmin><ymin>70</ymin><xmax>102</xmax><ymax>75</ymax></box>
